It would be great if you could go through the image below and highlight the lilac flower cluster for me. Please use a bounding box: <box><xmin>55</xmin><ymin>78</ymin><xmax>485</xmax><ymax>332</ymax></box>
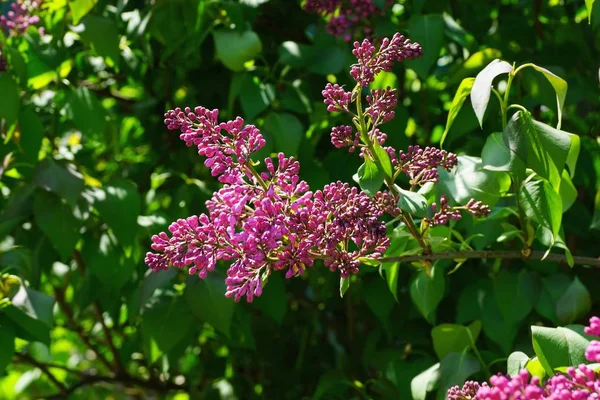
<box><xmin>398</xmin><ymin>145</ymin><xmax>458</xmax><ymax>187</ymax></box>
<box><xmin>427</xmin><ymin>195</ymin><xmax>492</xmax><ymax>226</ymax></box>
<box><xmin>447</xmin><ymin>316</ymin><xmax>600</xmax><ymax>400</ymax></box>
<box><xmin>146</xmin><ymin>107</ymin><xmax>389</xmax><ymax>302</ymax></box>
<box><xmin>303</xmin><ymin>0</ymin><xmax>394</xmax><ymax>41</ymax></box>
<box><xmin>350</xmin><ymin>33</ymin><xmax>423</xmax><ymax>87</ymax></box>
<box><xmin>0</xmin><ymin>0</ymin><xmax>41</xmax><ymax>36</ymax></box>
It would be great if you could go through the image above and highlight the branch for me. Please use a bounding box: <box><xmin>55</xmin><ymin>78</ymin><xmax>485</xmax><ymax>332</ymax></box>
<box><xmin>93</xmin><ymin>302</ymin><xmax>126</xmax><ymax>374</ymax></box>
<box><xmin>41</xmin><ymin>373</ymin><xmax>184</xmax><ymax>400</ymax></box>
<box><xmin>379</xmin><ymin>250</ymin><xmax>600</xmax><ymax>266</ymax></box>
<box><xmin>15</xmin><ymin>353</ymin><xmax>68</xmax><ymax>395</ymax></box>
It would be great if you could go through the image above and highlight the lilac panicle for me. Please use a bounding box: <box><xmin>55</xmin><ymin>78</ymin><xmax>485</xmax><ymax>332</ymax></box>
<box><xmin>365</xmin><ymin>87</ymin><xmax>397</xmax><ymax>125</ymax></box>
<box><xmin>303</xmin><ymin>0</ymin><xmax>394</xmax><ymax>41</ymax></box>
<box><xmin>350</xmin><ymin>33</ymin><xmax>423</xmax><ymax>86</ymax></box>
<box><xmin>399</xmin><ymin>145</ymin><xmax>458</xmax><ymax>187</ymax></box>
<box><xmin>147</xmin><ymin>105</ymin><xmax>389</xmax><ymax>302</ymax></box>
<box><xmin>446</xmin><ymin>315</ymin><xmax>600</xmax><ymax>400</ymax></box>
<box><xmin>322</xmin><ymin>83</ymin><xmax>353</xmax><ymax>113</ymax></box>
<box><xmin>0</xmin><ymin>0</ymin><xmax>41</xmax><ymax>36</ymax></box>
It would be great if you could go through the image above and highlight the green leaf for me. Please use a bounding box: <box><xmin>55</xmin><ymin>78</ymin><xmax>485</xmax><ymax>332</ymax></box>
<box><xmin>586</xmin><ymin>0</ymin><xmax>597</xmax><ymax>23</ymax></box>
<box><xmin>438</xmin><ymin>156</ymin><xmax>511</xmax><ymax>208</ymax></box>
<box><xmin>0</xmin><ymin>323</ymin><xmax>15</xmax><ymax>371</ymax></box>
<box><xmin>264</xmin><ymin>112</ymin><xmax>304</xmax><ymax>157</ymax></box>
<box><xmin>438</xmin><ymin>350</ymin><xmax>480</xmax><ymax>397</ymax></box>
<box><xmin>431</xmin><ymin>320</ymin><xmax>482</xmax><ymax>360</ymax></box>
<box><xmin>441</xmin><ymin>77</ymin><xmax>475</xmax><ymax>147</ymax></box>
<box><xmin>80</xmin><ymin>16</ymin><xmax>120</xmax><ymax>67</ymax></box>
<box><xmin>555</xmin><ymin>277</ymin><xmax>591</xmax><ymax>325</ymax></box>
<box><xmin>383</xmin><ymin>262</ymin><xmax>400</xmax><ymax>302</ymax></box>
<box><xmin>185</xmin><ymin>275</ymin><xmax>235</xmax><ymax>336</ymax></box>
<box><xmin>481</xmin><ymin>132</ymin><xmax>526</xmax><ymax>178</ymax></box>
<box><xmin>358</xmin><ymin>159</ymin><xmax>384</xmax><ymax>197</ymax></box>
<box><xmin>411</xmin><ymin>363</ymin><xmax>440</xmax><ymax>400</ymax></box>
<box><xmin>531</xmin><ymin>325</ymin><xmax>591</xmax><ymax>375</ymax></box>
<box><xmin>364</xmin><ymin>277</ymin><xmax>395</xmax><ymax>325</ymax></box>
<box><xmin>493</xmin><ymin>270</ymin><xmax>540</xmax><ymax>325</ymax></box>
<box><xmin>481</xmin><ymin>289</ymin><xmax>518</xmax><ymax>354</ymax></box>
<box><xmin>565</xmin><ymin>132</ymin><xmax>580</xmax><ymax>178</ymax></box>
<box><xmin>528</xmin><ymin>64</ymin><xmax>568</xmax><ymax>129</ymax></box>
<box><xmin>410</xmin><ymin>265</ymin><xmax>445</xmax><ymax>324</ymax></box>
<box><xmin>240</xmin><ymin>75</ymin><xmax>275</xmax><ymax>121</ymax></box>
<box><xmin>91</xmin><ymin>180</ymin><xmax>141</xmax><ymax>248</ymax></box>
<box><xmin>507</xmin><ymin>351</ymin><xmax>529</xmax><ymax>377</ymax></box>
<box><xmin>82</xmin><ymin>233</ymin><xmax>134</xmax><ymax>290</ymax></box>
<box><xmin>526</xmin><ymin>357</ymin><xmax>547</xmax><ymax>380</ymax></box>
<box><xmin>213</xmin><ymin>30</ymin><xmax>262</xmax><ymax>72</ymax></box>
<box><xmin>405</xmin><ymin>15</ymin><xmax>445</xmax><ymax>79</ymax></box>
<box><xmin>397</xmin><ymin>187</ymin><xmax>428</xmax><ymax>217</ymax></box>
<box><xmin>0</xmin><ymin>72</ymin><xmax>20</xmax><ymax>127</ymax></box>
<box><xmin>534</xmin><ymin>274</ymin><xmax>572</xmax><ymax>324</ymax></box>
<box><xmin>69</xmin><ymin>0</ymin><xmax>98</xmax><ymax>25</ymax></box>
<box><xmin>559</xmin><ymin>171</ymin><xmax>577</xmax><ymax>212</ymax></box>
<box><xmin>442</xmin><ymin>13</ymin><xmax>475</xmax><ymax>49</ymax></box>
<box><xmin>18</xmin><ymin>107</ymin><xmax>43</xmax><ymax>162</ymax></box>
<box><xmin>0</xmin><ymin>304</ymin><xmax>50</xmax><ymax>344</ymax></box>
<box><xmin>11</xmin><ymin>286</ymin><xmax>55</xmax><ymax>328</ymax></box>
<box><xmin>33</xmin><ymin>191</ymin><xmax>80</xmax><ymax>260</ymax></box>
<box><xmin>253</xmin><ymin>273</ymin><xmax>287</xmax><ymax>325</ymax></box>
<box><xmin>142</xmin><ymin>295</ymin><xmax>193</xmax><ymax>360</ymax></box>
<box><xmin>592</xmin><ymin>189</ymin><xmax>600</xmax><ymax>231</ymax></box>
<box><xmin>519</xmin><ymin>179</ymin><xmax>562</xmax><ymax>242</ymax></box>
<box><xmin>307</xmin><ymin>45</ymin><xmax>345</xmax><ymax>75</ymax></box>
<box><xmin>33</xmin><ymin>159</ymin><xmax>84</xmax><ymax>206</ymax></box>
<box><xmin>504</xmin><ymin>112</ymin><xmax>572</xmax><ymax>191</ymax></box>
<box><xmin>340</xmin><ymin>276</ymin><xmax>350</xmax><ymax>298</ymax></box>
<box><xmin>278</xmin><ymin>41</ymin><xmax>313</xmax><ymax>68</ymax></box>
<box><xmin>372</xmin><ymin>139</ymin><xmax>393</xmax><ymax>177</ymax></box>
<box><xmin>470</xmin><ymin>59</ymin><xmax>513</xmax><ymax>127</ymax></box>
<box><xmin>65</xmin><ymin>87</ymin><xmax>107</xmax><ymax>137</ymax></box>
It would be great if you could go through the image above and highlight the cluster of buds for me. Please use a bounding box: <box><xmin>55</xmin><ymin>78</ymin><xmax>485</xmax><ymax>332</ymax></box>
<box><xmin>0</xmin><ymin>0</ymin><xmax>41</xmax><ymax>37</ymax></box>
<box><xmin>447</xmin><ymin>316</ymin><xmax>600</xmax><ymax>399</ymax></box>
<box><xmin>398</xmin><ymin>145</ymin><xmax>458</xmax><ymax>187</ymax></box>
<box><xmin>146</xmin><ymin>107</ymin><xmax>389</xmax><ymax>302</ymax></box>
<box><xmin>427</xmin><ymin>195</ymin><xmax>491</xmax><ymax>226</ymax></box>
<box><xmin>303</xmin><ymin>0</ymin><xmax>394</xmax><ymax>41</ymax></box>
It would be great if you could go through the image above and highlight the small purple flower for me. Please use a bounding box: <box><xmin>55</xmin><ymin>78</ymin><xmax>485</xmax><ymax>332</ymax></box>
<box><xmin>447</xmin><ymin>381</ymin><xmax>481</xmax><ymax>400</ymax></box>
<box><xmin>350</xmin><ymin>33</ymin><xmax>423</xmax><ymax>86</ymax></box>
<box><xmin>585</xmin><ymin>316</ymin><xmax>600</xmax><ymax>337</ymax></box>
<box><xmin>0</xmin><ymin>0</ymin><xmax>41</xmax><ymax>37</ymax></box>
<box><xmin>322</xmin><ymin>83</ymin><xmax>353</xmax><ymax>113</ymax></box>
<box><xmin>365</xmin><ymin>87</ymin><xmax>397</xmax><ymax>125</ymax></box>
<box><xmin>466</xmin><ymin>198</ymin><xmax>491</xmax><ymax>218</ymax></box>
<box><xmin>429</xmin><ymin>195</ymin><xmax>462</xmax><ymax>226</ymax></box>
<box><xmin>330</xmin><ymin>125</ymin><xmax>360</xmax><ymax>151</ymax></box>
<box><xmin>398</xmin><ymin>145</ymin><xmax>458</xmax><ymax>186</ymax></box>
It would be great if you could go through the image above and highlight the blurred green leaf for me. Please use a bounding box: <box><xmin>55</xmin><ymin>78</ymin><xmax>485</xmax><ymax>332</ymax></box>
<box><xmin>91</xmin><ymin>180</ymin><xmax>141</xmax><ymax>248</ymax></box>
<box><xmin>0</xmin><ymin>324</ymin><xmax>15</xmax><ymax>372</ymax></box>
<box><xmin>397</xmin><ymin>187</ymin><xmax>427</xmax><ymax>217</ymax></box>
<box><xmin>527</xmin><ymin>64</ymin><xmax>567</xmax><ymax>129</ymax></box>
<box><xmin>33</xmin><ymin>159</ymin><xmax>84</xmax><ymax>206</ymax></box>
<box><xmin>82</xmin><ymin>233</ymin><xmax>134</xmax><ymax>289</ymax></box>
<box><xmin>438</xmin><ymin>350</ymin><xmax>480</xmax><ymax>398</ymax></box>
<box><xmin>33</xmin><ymin>191</ymin><xmax>80</xmax><ymax>260</ymax></box>
<box><xmin>0</xmin><ymin>305</ymin><xmax>50</xmax><ymax>345</ymax></box>
<box><xmin>18</xmin><ymin>108</ymin><xmax>43</xmax><ymax>162</ymax></box>
<box><xmin>405</xmin><ymin>15</ymin><xmax>445</xmax><ymax>79</ymax></box>
<box><xmin>185</xmin><ymin>275</ymin><xmax>235</xmax><ymax>336</ymax></box>
<box><xmin>411</xmin><ymin>363</ymin><xmax>440</xmax><ymax>400</ymax></box>
<box><xmin>410</xmin><ymin>265</ymin><xmax>444</xmax><ymax>324</ymax></box>
<box><xmin>431</xmin><ymin>320</ymin><xmax>481</xmax><ymax>360</ymax></box>
<box><xmin>240</xmin><ymin>75</ymin><xmax>274</xmax><ymax>121</ymax></box>
<box><xmin>278</xmin><ymin>41</ymin><xmax>313</xmax><ymax>68</ymax></box>
<box><xmin>69</xmin><ymin>0</ymin><xmax>98</xmax><ymax>25</ymax></box>
<box><xmin>493</xmin><ymin>270</ymin><xmax>540</xmax><ymax>325</ymax></box>
<box><xmin>364</xmin><ymin>276</ymin><xmax>395</xmax><ymax>326</ymax></box>
<box><xmin>0</xmin><ymin>72</ymin><xmax>20</xmax><ymax>128</ymax></box>
<box><xmin>264</xmin><ymin>112</ymin><xmax>304</xmax><ymax>157</ymax></box>
<box><xmin>556</xmin><ymin>277</ymin><xmax>591</xmax><ymax>325</ymax></box>
<box><xmin>80</xmin><ymin>16</ymin><xmax>120</xmax><ymax>67</ymax></box>
<box><xmin>253</xmin><ymin>273</ymin><xmax>287</xmax><ymax>325</ymax></box>
<box><xmin>481</xmin><ymin>132</ymin><xmax>526</xmax><ymax>178</ymax></box>
<box><xmin>11</xmin><ymin>286</ymin><xmax>54</xmax><ymax>328</ymax></box>
<box><xmin>507</xmin><ymin>351</ymin><xmax>529</xmax><ymax>377</ymax></box>
<box><xmin>340</xmin><ymin>276</ymin><xmax>350</xmax><ymax>298</ymax></box>
<box><xmin>213</xmin><ymin>30</ymin><xmax>262</xmax><ymax>72</ymax></box>
<box><xmin>65</xmin><ymin>87</ymin><xmax>107</xmax><ymax>137</ymax></box>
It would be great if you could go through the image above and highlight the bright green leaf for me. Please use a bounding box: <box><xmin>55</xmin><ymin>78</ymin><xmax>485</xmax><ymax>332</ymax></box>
<box><xmin>397</xmin><ymin>187</ymin><xmax>428</xmax><ymax>217</ymax></box>
<box><xmin>340</xmin><ymin>276</ymin><xmax>350</xmax><ymax>298</ymax></box>
<box><xmin>507</xmin><ymin>351</ymin><xmax>529</xmax><ymax>377</ymax></box>
<box><xmin>411</xmin><ymin>363</ymin><xmax>440</xmax><ymax>400</ymax></box>
<box><xmin>410</xmin><ymin>265</ymin><xmax>445</xmax><ymax>324</ymax></box>
<box><xmin>470</xmin><ymin>59</ymin><xmax>513</xmax><ymax>127</ymax></box>
<box><xmin>441</xmin><ymin>77</ymin><xmax>474</xmax><ymax>147</ymax></box>
<box><xmin>69</xmin><ymin>0</ymin><xmax>98</xmax><ymax>24</ymax></box>
<box><xmin>531</xmin><ymin>325</ymin><xmax>591</xmax><ymax>375</ymax></box>
<box><xmin>519</xmin><ymin>179</ymin><xmax>563</xmax><ymax>242</ymax></box>
<box><xmin>528</xmin><ymin>64</ymin><xmax>568</xmax><ymax>129</ymax></box>
<box><xmin>431</xmin><ymin>320</ymin><xmax>481</xmax><ymax>360</ymax></box>
<box><xmin>358</xmin><ymin>159</ymin><xmax>384</xmax><ymax>197</ymax></box>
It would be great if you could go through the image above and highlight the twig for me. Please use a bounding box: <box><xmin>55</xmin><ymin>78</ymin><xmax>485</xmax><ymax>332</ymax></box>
<box><xmin>379</xmin><ymin>250</ymin><xmax>600</xmax><ymax>266</ymax></box>
<box><xmin>93</xmin><ymin>302</ymin><xmax>126</xmax><ymax>374</ymax></box>
<box><xmin>14</xmin><ymin>354</ymin><xmax>86</xmax><ymax>376</ymax></box>
<box><xmin>15</xmin><ymin>353</ymin><xmax>68</xmax><ymax>395</ymax></box>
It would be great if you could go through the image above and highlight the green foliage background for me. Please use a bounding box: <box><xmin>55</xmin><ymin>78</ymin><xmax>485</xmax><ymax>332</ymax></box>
<box><xmin>0</xmin><ymin>0</ymin><xmax>599</xmax><ymax>398</ymax></box>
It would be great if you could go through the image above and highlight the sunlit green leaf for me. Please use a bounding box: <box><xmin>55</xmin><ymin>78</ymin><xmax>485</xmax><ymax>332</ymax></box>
<box><xmin>470</xmin><ymin>59</ymin><xmax>512</xmax><ymax>127</ymax></box>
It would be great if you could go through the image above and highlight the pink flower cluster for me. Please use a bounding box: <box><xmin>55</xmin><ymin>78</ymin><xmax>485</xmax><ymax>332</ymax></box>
<box><xmin>146</xmin><ymin>107</ymin><xmax>389</xmax><ymax>302</ymax></box>
<box><xmin>0</xmin><ymin>0</ymin><xmax>41</xmax><ymax>36</ymax></box>
<box><xmin>303</xmin><ymin>0</ymin><xmax>394</xmax><ymax>41</ymax></box>
<box><xmin>447</xmin><ymin>316</ymin><xmax>600</xmax><ymax>399</ymax></box>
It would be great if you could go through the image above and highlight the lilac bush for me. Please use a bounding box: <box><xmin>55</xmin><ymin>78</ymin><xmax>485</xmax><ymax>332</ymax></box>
<box><xmin>144</xmin><ymin>32</ymin><xmax>493</xmax><ymax>301</ymax></box>
<box><xmin>0</xmin><ymin>0</ymin><xmax>41</xmax><ymax>36</ymax></box>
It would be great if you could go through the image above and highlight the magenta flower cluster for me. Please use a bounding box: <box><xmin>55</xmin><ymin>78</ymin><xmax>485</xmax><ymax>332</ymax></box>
<box><xmin>303</xmin><ymin>0</ymin><xmax>394</xmax><ymax>41</ymax></box>
<box><xmin>0</xmin><ymin>0</ymin><xmax>41</xmax><ymax>36</ymax></box>
<box><xmin>447</xmin><ymin>316</ymin><xmax>600</xmax><ymax>399</ymax></box>
<box><xmin>398</xmin><ymin>145</ymin><xmax>458</xmax><ymax>187</ymax></box>
<box><xmin>146</xmin><ymin>107</ymin><xmax>389</xmax><ymax>302</ymax></box>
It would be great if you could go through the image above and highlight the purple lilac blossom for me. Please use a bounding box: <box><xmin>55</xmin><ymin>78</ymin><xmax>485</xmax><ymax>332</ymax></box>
<box><xmin>0</xmin><ymin>0</ymin><xmax>41</xmax><ymax>36</ymax></box>
<box><xmin>146</xmin><ymin>106</ymin><xmax>389</xmax><ymax>302</ymax></box>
